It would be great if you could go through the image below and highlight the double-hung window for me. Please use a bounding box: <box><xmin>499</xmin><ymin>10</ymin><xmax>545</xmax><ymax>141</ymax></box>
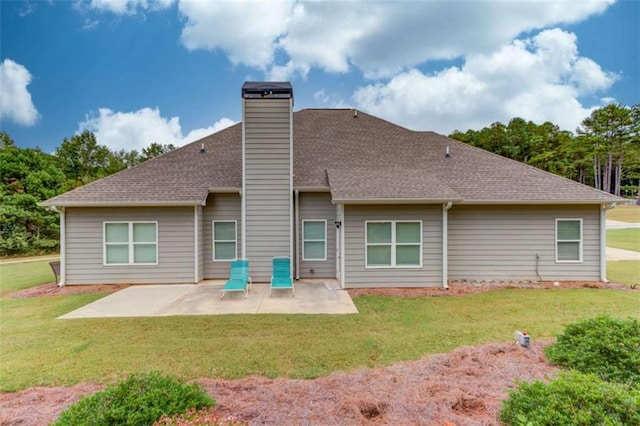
<box><xmin>303</xmin><ymin>220</ymin><xmax>327</xmax><ymax>261</ymax></box>
<box><xmin>213</xmin><ymin>221</ymin><xmax>237</xmax><ymax>261</ymax></box>
<box><xmin>366</xmin><ymin>221</ymin><xmax>422</xmax><ymax>268</ymax></box>
<box><xmin>104</xmin><ymin>222</ymin><xmax>157</xmax><ymax>265</ymax></box>
<box><xmin>556</xmin><ymin>219</ymin><xmax>582</xmax><ymax>262</ymax></box>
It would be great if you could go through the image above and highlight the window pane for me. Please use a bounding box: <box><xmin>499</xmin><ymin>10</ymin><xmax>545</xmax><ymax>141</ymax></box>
<box><xmin>304</xmin><ymin>221</ymin><xmax>325</xmax><ymax>240</ymax></box>
<box><xmin>214</xmin><ymin>222</ymin><xmax>236</xmax><ymax>241</ymax></box>
<box><xmin>396</xmin><ymin>222</ymin><xmax>420</xmax><ymax>243</ymax></box>
<box><xmin>557</xmin><ymin>220</ymin><xmax>580</xmax><ymax>240</ymax></box>
<box><xmin>367</xmin><ymin>245</ymin><xmax>391</xmax><ymax>266</ymax></box>
<box><xmin>304</xmin><ymin>241</ymin><xmax>325</xmax><ymax>260</ymax></box>
<box><xmin>134</xmin><ymin>244</ymin><xmax>156</xmax><ymax>263</ymax></box>
<box><xmin>558</xmin><ymin>242</ymin><xmax>580</xmax><ymax>261</ymax></box>
<box><xmin>105</xmin><ymin>223</ymin><xmax>128</xmax><ymax>243</ymax></box>
<box><xmin>397</xmin><ymin>245</ymin><xmax>421</xmax><ymax>266</ymax></box>
<box><xmin>133</xmin><ymin>223</ymin><xmax>156</xmax><ymax>243</ymax></box>
<box><xmin>215</xmin><ymin>242</ymin><xmax>236</xmax><ymax>260</ymax></box>
<box><xmin>106</xmin><ymin>244</ymin><xmax>128</xmax><ymax>264</ymax></box>
<box><xmin>367</xmin><ymin>223</ymin><xmax>391</xmax><ymax>243</ymax></box>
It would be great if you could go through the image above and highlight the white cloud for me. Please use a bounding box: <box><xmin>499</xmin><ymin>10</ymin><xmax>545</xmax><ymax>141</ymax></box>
<box><xmin>178</xmin><ymin>0</ymin><xmax>294</xmax><ymax>69</ymax></box>
<box><xmin>352</xmin><ymin>29</ymin><xmax>618</xmax><ymax>134</ymax></box>
<box><xmin>79</xmin><ymin>0</ymin><xmax>174</xmax><ymax>15</ymax></box>
<box><xmin>0</xmin><ymin>59</ymin><xmax>40</xmax><ymax>126</ymax></box>
<box><xmin>77</xmin><ymin>107</ymin><xmax>235</xmax><ymax>151</ymax></box>
<box><xmin>174</xmin><ymin>0</ymin><xmax>612</xmax><ymax>79</ymax></box>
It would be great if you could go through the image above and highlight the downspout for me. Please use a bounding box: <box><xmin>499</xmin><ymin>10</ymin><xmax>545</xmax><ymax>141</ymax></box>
<box><xmin>600</xmin><ymin>203</ymin><xmax>616</xmax><ymax>282</ymax></box>
<box><xmin>51</xmin><ymin>206</ymin><xmax>65</xmax><ymax>287</ymax></box>
<box><xmin>194</xmin><ymin>206</ymin><xmax>199</xmax><ymax>283</ymax></box>
<box><xmin>338</xmin><ymin>203</ymin><xmax>345</xmax><ymax>288</ymax></box>
<box><xmin>442</xmin><ymin>201</ymin><xmax>453</xmax><ymax>289</ymax></box>
<box><xmin>294</xmin><ymin>189</ymin><xmax>300</xmax><ymax>280</ymax></box>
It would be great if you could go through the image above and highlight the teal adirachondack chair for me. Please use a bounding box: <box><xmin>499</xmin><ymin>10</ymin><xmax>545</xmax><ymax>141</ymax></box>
<box><xmin>220</xmin><ymin>259</ymin><xmax>251</xmax><ymax>299</ymax></box>
<box><xmin>270</xmin><ymin>256</ymin><xmax>294</xmax><ymax>296</ymax></box>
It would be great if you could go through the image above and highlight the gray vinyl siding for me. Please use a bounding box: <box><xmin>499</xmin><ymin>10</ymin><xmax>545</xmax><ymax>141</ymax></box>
<box><xmin>344</xmin><ymin>205</ymin><xmax>442</xmax><ymax>288</ymax></box>
<box><xmin>197</xmin><ymin>206</ymin><xmax>204</xmax><ymax>281</ymax></box>
<box><xmin>203</xmin><ymin>193</ymin><xmax>242</xmax><ymax>279</ymax></box>
<box><xmin>448</xmin><ymin>205</ymin><xmax>601</xmax><ymax>281</ymax></box>
<box><xmin>243</xmin><ymin>98</ymin><xmax>292</xmax><ymax>281</ymax></box>
<box><xmin>298</xmin><ymin>192</ymin><xmax>336</xmax><ymax>278</ymax></box>
<box><xmin>65</xmin><ymin>207</ymin><xmax>195</xmax><ymax>285</ymax></box>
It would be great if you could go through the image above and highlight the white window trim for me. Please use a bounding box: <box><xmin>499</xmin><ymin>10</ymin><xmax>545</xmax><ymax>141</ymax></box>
<box><xmin>103</xmin><ymin>221</ymin><xmax>158</xmax><ymax>266</ymax></box>
<box><xmin>212</xmin><ymin>220</ymin><xmax>237</xmax><ymax>261</ymax></box>
<box><xmin>302</xmin><ymin>219</ymin><xmax>327</xmax><ymax>261</ymax></box>
<box><xmin>365</xmin><ymin>220</ymin><xmax>423</xmax><ymax>268</ymax></box>
<box><xmin>555</xmin><ymin>218</ymin><xmax>583</xmax><ymax>263</ymax></box>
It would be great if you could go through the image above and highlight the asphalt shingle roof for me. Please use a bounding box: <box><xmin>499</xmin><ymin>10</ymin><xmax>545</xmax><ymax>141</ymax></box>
<box><xmin>42</xmin><ymin>109</ymin><xmax>622</xmax><ymax>206</ymax></box>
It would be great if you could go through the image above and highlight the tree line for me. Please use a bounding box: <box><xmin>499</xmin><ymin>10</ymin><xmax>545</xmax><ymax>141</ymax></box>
<box><xmin>1</xmin><ymin>103</ymin><xmax>639</xmax><ymax>257</ymax></box>
<box><xmin>449</xmin><ymin>103</ymin><xmax>640</xmax><ymax>197</ymax></box>
<box><xmin>0</xmin><ymin>130</ymin><xmax>175</xmax><ymax>256</ymax></box>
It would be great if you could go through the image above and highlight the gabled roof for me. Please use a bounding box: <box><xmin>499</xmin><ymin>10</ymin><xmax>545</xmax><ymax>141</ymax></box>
<box><xmin>42</xmin><ymin>109</ymin><xmax>623</xmax><ymax>207</ymax></box>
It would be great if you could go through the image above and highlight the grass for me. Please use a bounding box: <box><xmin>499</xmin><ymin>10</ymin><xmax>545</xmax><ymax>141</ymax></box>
<box><xmin>608</xmin><ymin>260</ymin><xmax>640</xmax><ymax>286</ymax></box>
<box><xmin>1</xmin><ymin>286</ymin><xmax>639</xmax><ymax>392</ymax></box>
<box><xmin>607</xmin><ymin>205</ymin><xmax>640</xmax><ymax>223</ymax></box>
<box><xmin>607</xmin><ymin>228</ymin><xmax>640</xmax><ymax>252</ymax></box>
<box><xmin>2</xmin><ymin>260</ymin><xmax>639</xmax><ymax>392</ymax></box>
<box><xmin>0</xmin><ymin>260</ymin><xmax>57</xmax><ymax>295</ymax></box>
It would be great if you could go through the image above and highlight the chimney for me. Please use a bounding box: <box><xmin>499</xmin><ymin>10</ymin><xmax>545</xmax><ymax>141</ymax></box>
<box><xmin>241</xmin><ymin>82</ymin><xmax>294</xmax><ymax>281</ymax></box>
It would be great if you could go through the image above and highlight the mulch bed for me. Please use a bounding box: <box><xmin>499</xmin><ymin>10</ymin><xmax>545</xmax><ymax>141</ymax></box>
<box><xmin>0</xmin><ymin>341</ymin><xmax>556</xmax><ymax>426</ymax></box>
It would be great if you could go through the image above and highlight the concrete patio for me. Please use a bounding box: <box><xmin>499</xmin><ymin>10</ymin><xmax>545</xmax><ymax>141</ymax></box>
<box><xmin>58</xmin><ymin>280</ymin><xmax>358</xmax><ymax>319</ymax></box>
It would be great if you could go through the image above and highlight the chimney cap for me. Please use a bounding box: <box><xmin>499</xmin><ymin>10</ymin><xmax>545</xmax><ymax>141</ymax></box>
<box><xmin>242</xmin><ymin>82</ymin><xmax>293</xmax><ymax>103</ymax></box>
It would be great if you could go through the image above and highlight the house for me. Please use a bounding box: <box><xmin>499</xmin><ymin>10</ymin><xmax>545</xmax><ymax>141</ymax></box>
<box><xmin>42</xmin><ymin>82</ymin><xmax>624</xmax><ymax>288</ymax></box>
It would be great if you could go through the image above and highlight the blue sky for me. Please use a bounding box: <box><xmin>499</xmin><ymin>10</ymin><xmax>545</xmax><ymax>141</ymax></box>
<box><xmin>1</xmin><ymin>0</ymin><xmax>638</xmax><ymax>154</ymax></box>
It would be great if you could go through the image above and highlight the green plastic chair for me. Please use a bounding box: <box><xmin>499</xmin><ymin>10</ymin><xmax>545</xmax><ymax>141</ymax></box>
<box><xmin>270</xmin><ymin>256</ymin><xmax>294</xmax><ymax>296</ymax></box>
<box><xmin>220</xmin><ymin>259</ymin><xmax>251</xmax><ymax>299</ymax></box>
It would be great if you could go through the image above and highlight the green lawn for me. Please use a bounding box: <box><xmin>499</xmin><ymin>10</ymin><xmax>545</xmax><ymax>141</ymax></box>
<box><xmin>607</xmin><ymin>205</ymin><xmax>640</xmax><ymax>223</ymax></box>
<box><xmin>1</xmin><ymin>287</ymin><xmax>639</xmax><ymax>392</ymax></box>
<box><xmin>0</xmin><ymin>260</ymin><xmax>57</xmax><ymax>295</ymax></box>
<box><xmin>2</xmin><ymin>260</ymin><xmax>639</xmax><ymax>392</ymax></box>
<box><xmin>607</xmin><ymin>228</ymin><xmax>640</xmax><ymax>252</ymax></box>
<box><xmin>608</xmin><ymin>260</ymin><xmax>640</xmax><ymax>286</ymax></box>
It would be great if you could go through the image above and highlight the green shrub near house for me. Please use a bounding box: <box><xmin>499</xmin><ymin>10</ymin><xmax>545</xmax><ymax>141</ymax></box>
<box><xmin>544</xmin><ymin>316</ymin><xmax>640</xmax><ymax>386</ymax></box>
<box><xmin>53</xmin><ymin>371</ymin><xmax>214</xmax><ymax>426</ymax></box>
<box><xmin>499</xmin><ymin>371</ymin><xmax>640</xmax><ymax>426</ymax></box>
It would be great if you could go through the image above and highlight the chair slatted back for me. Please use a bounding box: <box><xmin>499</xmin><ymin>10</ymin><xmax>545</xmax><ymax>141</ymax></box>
<box><xmin>272</xmin><ymin>257</ymin><xmax>291</xmax><ymax>279</ymax></box>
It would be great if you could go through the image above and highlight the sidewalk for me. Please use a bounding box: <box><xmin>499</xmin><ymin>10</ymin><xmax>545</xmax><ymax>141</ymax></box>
<box><xmin>607</xmin><ymin>247</ymin><xmax>640</xmax><ymax>261</ymax></box>
<box><xmin>606</xmin><ymin>220</ymin><xmax>640</xmax><ymax>229</ymax></box>
<box><xmin>0</xmin><ymin>254</ymin><xmax>60</xmax><ymax>265</ymax></box>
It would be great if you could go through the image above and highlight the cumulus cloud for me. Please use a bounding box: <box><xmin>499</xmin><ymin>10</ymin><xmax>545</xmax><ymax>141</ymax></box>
<box><xmin>175</xmin><ymin>0</ymin><xmax>612</xmax><ymax>79</ymax></box>
<box><xmin>78</xmin><ymin>0</ymin><xmax>174</xmax><ymax>15</ymax></box>
<box><xmin>178</xmin><ymin>0</ymin><xmax>293</xmax><ymax>69</ymax></box>
<box><xmin>77</xmin><ymin>107</ymin><xmax>235</xmax><ymax>151</ymax></box>
<box><xmin>0</xmin><ymin>59</ymin><xmax>40</xmax><ymax>126</ymax></box>
<box><xmin>352</xmin><ymin>29</ymin><xmax>618</xmax><ymax>134</ymax></box>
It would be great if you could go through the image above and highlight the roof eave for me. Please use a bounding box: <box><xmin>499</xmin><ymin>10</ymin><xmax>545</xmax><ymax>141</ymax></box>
<box><xmin>457</xmin><ymin>199</ymin><xmax>625</xmax><ymax>205</ymax></box>
<box><xmin>40</xmin><ymin>200</ymin><xmax>204</xmax><ymax>208</ymax></box>
<box><xmin>332</xmin><ymin>197</ymin><xmax>463</xmax><ymax>204</ymax></box>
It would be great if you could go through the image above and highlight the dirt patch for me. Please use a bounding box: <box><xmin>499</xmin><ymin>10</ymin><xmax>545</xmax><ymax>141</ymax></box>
<box><xmin>0</xmin><ymin>341</ymin><xmax>556</xmax><ymax>425</ymax></box>
<box><xmin>9</xmin><ymin>282</ymin><xmax>131</xmax><ymax>298</ymax></box>
<box><xmin>348</xmin><ymin>280</ymin><xmax>631</xmax><ymax>297</ymax></box>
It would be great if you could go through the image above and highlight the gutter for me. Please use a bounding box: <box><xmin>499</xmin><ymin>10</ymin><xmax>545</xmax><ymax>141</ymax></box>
<box><xmin>39</xmin><ymin>200</ymin><xmax>204</xmax><ymax>208</ymax></box>
<box><xmin>442</xmin><ymin>201</ymin><xmax>453</xmax><ymax>290</ymax></box>
<box><xmin>600</xmin><ymin>203</ymin><xmax>617</xmax><ymax>282</ymax></box>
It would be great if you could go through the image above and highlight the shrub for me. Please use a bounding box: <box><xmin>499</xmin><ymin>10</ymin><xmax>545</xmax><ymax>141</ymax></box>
<box><xmin>499</xmin><ymin>371</ymin><xmax>640</xmax><ymax>425</ymax></box>
<box><xmin>53</xmin><ymin>371</ymin><xmax>215</xmax><ymax>426</ymax></box>
<box><xmin>545</xmin><ymin>315</ymin><xmax>640</xmax><ymax>386</ymax></box>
